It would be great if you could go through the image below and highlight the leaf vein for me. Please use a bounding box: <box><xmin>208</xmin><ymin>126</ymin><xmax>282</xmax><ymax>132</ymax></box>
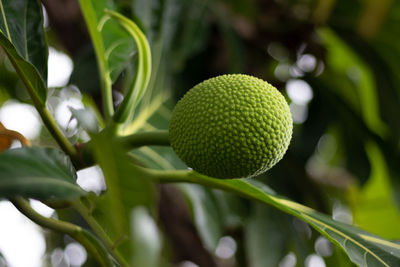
<box><xmin>364</xmin><ymin>251</ymin><xmax>368</xmax><ymax>266</ymax></box>
<box><xmin>302</xmin><ymin>213</ymin><xmax>389</xmax><ymax>267</ymax></box>
<box><xmin>0</xmin><ymin>0</ymin><xmax>11</xmax><ymax>39</ymax></box>
<box><xmin>105</xmin><ymin>39</ymin><xmax>129</xmax><ymax>60</ymax></box>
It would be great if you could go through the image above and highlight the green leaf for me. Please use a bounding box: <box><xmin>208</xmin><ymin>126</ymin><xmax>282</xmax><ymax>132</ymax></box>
<box><xmin>106</xmin><ymin>10</ymin><xmax>152</xmax><ymax>124</ymax></box>
<box><xmin>213</xmin><ymin>190</ymin><xmax>249</xmax><ymax>228</ymax></box>
<box><xmin>241</xmin><ymin>180</ymin><xmax>400</xmax><ymax>267</ymax></box>
<box><xmin>78</xmin><ymin>0</ymin><xmax>136</xmax><ymax>119</ymax></box>
<box><xmin>168</xmin><ymin>0</ymin><xmax>209</xmax><ymax>67</ymax></box>
<box><xmin>245</xmin><ymin>204</ymin><xmax>289</xmax><ymax>267</ymax></box>
<box><xmin>179</xmin><ymin>184</ymin><xmax>224</xmax><ymax>251</ymax></box>
<box><xmin>0</xmin><ymin>0</ymin><xmax>48</xmax><ymax>83</ymax></box>
<box><xmin>143</xmin><ymin>168</ymin><xmax>400</xmax><ymax>267</ymax></box>
<box><xmin>319</xmin><ymin>28</ymin><xmax>388</xmax><ymax>138</ymax></box>
<box><xmin>0</xmin><ymin>33</ymin><xmax>47</xmax><ymax>106</ymax></box>
<box><xmin>347</xmin><ymin>142</ymin><xmax>400</xmax><ymax>239</ymax></box>
<box><xmin>92</xmin><ymin>1</ymin><xmax>136</xmax><ymax>82</ymax></box>
<box><xmin>0</xmin><ymin>147</ymin><xmax>84</xmax><ymax>200</ymax></box>
<box><xmin>124</xmin><ymin>0</ymin><xmax>184</xmax><ymax>135</ymax></box>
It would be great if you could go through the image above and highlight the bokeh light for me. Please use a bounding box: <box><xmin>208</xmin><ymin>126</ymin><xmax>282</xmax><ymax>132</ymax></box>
<box><xmin>0</xmin><ymin>201</ymin><xmax>45</xmax><ymax>267</ymax></box>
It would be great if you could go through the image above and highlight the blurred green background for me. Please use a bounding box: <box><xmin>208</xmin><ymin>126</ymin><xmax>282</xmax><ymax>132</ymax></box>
<box><xmin>1</xmin><ymin>0</ymin><xmax>400</xmax><ymax>266</ymax></box>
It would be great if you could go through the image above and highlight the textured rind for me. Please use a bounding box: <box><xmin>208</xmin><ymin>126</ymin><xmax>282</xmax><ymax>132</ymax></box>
<box><xmin>169</xmin><ymin>74</ymin><xmax>293</xmax><ymax>179</ymax></box>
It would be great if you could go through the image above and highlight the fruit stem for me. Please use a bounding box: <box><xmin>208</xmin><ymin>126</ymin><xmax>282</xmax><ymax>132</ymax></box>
<box><xmin>11</xmin><ymin>197</ymin><xmax>113</xmax><ymax>267</ymax></box>
<box><xmin>117</xmin><ymin>130</ymin><xmax>170</xmax><ymax>148</ymax></box>
<box><xmin>73</xmin><ymin>130</ymin><xmax>170</xmax><ymax>170</ymax></box>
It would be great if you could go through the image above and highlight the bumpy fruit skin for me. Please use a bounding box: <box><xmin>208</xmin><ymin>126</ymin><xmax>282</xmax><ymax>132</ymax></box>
<box><xmin>169</xmin><ymin>74</ymin><xmax>293</xmax><ymax>179</ymax></box>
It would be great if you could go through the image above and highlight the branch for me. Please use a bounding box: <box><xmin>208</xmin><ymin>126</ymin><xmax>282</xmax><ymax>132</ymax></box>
<box><xmin>11</xmin><ymin>197</ymin><xmax>113</xmax><ymax>267</ymax></box>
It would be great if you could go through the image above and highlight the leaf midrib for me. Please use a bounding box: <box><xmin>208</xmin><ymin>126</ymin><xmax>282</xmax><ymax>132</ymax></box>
<box><xmin>302</xmin><ymin>213</ymin><xmax>389</xmax><ymax>267</ymax></box>
<box><xmin>245</xmin><ymin>180</ymin><xmax>394</xmax><ymax>266</ymax></box>
<box><xmin>253</xmin><ymin>181</ymin><xmax>392</xmax><ymax>266</ymax></box>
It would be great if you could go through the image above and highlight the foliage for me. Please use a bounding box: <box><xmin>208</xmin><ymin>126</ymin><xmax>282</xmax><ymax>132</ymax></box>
<box><xmin>1</xmin><ymin>0</ymin><xmax>400</xmax><ymax>266</ymax></box>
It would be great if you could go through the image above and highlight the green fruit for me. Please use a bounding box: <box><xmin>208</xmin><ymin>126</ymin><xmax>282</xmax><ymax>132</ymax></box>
<box><xmin>169</xmin><ymin>74</ymin><xmax>293</xmax><ymax>179</ymax></box>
